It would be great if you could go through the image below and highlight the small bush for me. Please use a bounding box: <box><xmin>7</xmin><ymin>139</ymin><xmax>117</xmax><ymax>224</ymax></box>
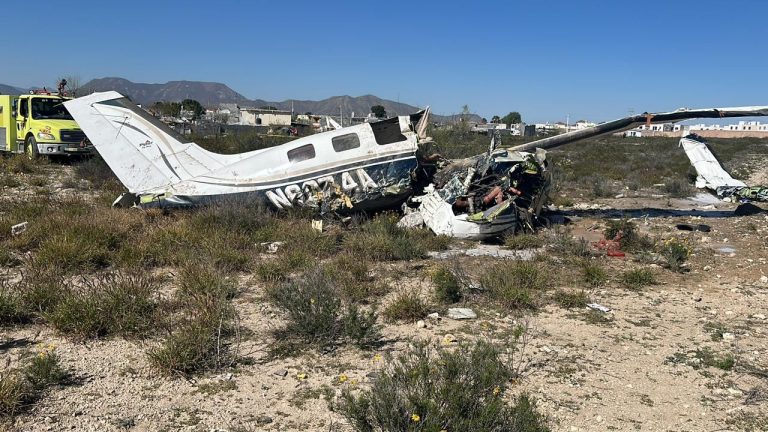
<box><xmin>620</xmin><ymin>269</ymin><xmax>656</xmax><ymax>290</ymax></box>
<box><xmin>343</xmin><ymin>214</ymin><xmax>449</xmax><ymax>261</ymax></box>
<box><xmin>16</xmin><ymin>263</ymin><xmax>67</xmax><ymax>317</ymax></box>
<box><xmin>0</xmin><ymin>281</ymin><xmax>27</xmax><ymax>325</ymax></box>
<box><xmin>663</xmin><ymin>178</ymin><xmax>695</xmax><ymax>198</ymax></box>
<box><xmin>481</xmin><ymin>262</ymin><xmax>549</xmax><ymax>310</ymax></box>
<box><xmin>24</xmin><ymin>346</ymin><xmax>69</xmax><ymax>391</ymax></box>
<box><xmin>177</xmin><ymin>263</ymin><xmax>237</xmax><ymax>304</ymax></box>
<box><xmin>0</xmin><ymin>345</ymin><xmax>70</xmax><ymax>420</ymax></box>
<box><xmin>45</xmin><ymin>272</ymin><xmax>158</xmax><ymax>339</ymax></box>
<box><xmin>604</xmin><ymin>219</ymin><xmax>654</xmax><ymax>252</ymax></box>
<box><xmin>658</xmin><ymin>237</ymin><xmax>691</xmax><ymax>272</ymax></box>
<box><xmin>267</xmin><ymin>269</ymin><xmax>381</xmax><ymax>349</ymax></box>
<box><xmin>73</xmin><ymin>155</ymin><xmax>122</xmax><ymax>191</ymax></box>
<box><xmin>383</xmin><ymin>290</ymin><xmax>429</xmax><ymax>322</ymax></box>
<box><xmin>342</xmin><ymin>304</ymin><xmax>381</xmax><ymax>348</ymax></box>
<box><xmin>0</xmin><ymin>370</ymin><xmax>33</xmax><ymax>419</ymax></box>
<box><xmin>432</xmin><ymin>266</ymin><xmax>462</xmax><ymax>304</ymax></box>
<box><xmin>504</xmin><ymin>233</ymin><xmax>544</xmax><ymax>250</ymax></box>
<box><xmin>5</xmin><ymin>154</ymin><xmax>42</xmax><ymax>175</ymax></box>
<box><xmin>338</xmin><ymin>341</ymin><xmax>549</xmax><ymax>432</ymax></box>
<box><xmin>323</xmin><ymin>255</ymin><xmax>388</xmax><ymax>303</ymax></box>
<box><xmin>148</xmin><ymin>303</ymin><xmax>237</xmax><ymax>376</ymax></box>
<box><xmin>553</xmin><ymin>290</ymin><xmax>588</xmax><ymax>309</ymax></box>
<box><xmin>581</xmin><ymin>261</ymin><xmax>607</xmax><ymax>287</ymax></box>
<box><xmin>695</xmin><ymin>348</ymin><xmax>735</xmax><ymax>371</ymax></box>
<box><xmin>549</xmin><ymin>227</ymin><xmax>590</xmax><ymax>257</ymax></box>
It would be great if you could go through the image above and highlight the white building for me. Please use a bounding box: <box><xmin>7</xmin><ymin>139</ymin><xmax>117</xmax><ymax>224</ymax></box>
<box><xmin>240</xmin><ymin>108</ymin><xmax>292</xmax><ymax>127</ymax></box>
<box><xmin>687</xmin><ymin>121</ymin><xmax>768</xmax><ymax>132</ymax></box>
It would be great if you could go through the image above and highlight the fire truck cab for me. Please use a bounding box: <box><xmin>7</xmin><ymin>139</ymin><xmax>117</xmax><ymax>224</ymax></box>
<box><xmin>0</xmin><ymin>89</ymin><xmax>92</xmax><ymax>158</ymax></box>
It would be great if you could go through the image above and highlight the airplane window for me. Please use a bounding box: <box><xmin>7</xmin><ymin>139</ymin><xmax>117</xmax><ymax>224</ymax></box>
<box><xmin>287</xmin><ymin>144</ymin><xmax>315</xmax><ymax>162</ymax></box>
<box><xmin>371</xmin><ymin>117</ymin><xmax>406</xmax><ymax>145</ymax></box>
<box><xmin>332</xmin><ymin>133</ymin><xmax>360</xmax><ymax>152</ymax></box>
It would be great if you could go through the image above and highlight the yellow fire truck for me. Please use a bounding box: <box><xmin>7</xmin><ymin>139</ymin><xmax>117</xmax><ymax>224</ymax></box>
<box><xmin>0</xmin><ymin>89</ymin><xmax>92</xmax><ymax>158</ymax></box>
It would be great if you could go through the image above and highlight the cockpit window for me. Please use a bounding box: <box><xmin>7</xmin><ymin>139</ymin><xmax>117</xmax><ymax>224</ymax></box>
<box><xmin>370</xmin><ymin>117</ymin><xmax>406</xmax><ymax>145</ymax></box>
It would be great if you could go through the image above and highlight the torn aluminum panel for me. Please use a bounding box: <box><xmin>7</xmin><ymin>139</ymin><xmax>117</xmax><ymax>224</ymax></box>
<box><xmin>65</xmin><ymin>91</ymin><xmax>430</xmax><ymax>213</ymax></box>
<box><xmin>679</xmin><ymin>136</ymin><xmax>746</xmax><ymax>190</ymax></box>
<box><xmin>403</xmin><ymin>146</ymin><xmax>549</xmax><ymax>240</ymax></box>
<box><xmin>680</xmin><ymin>135</ymin><xmax>767</xmax><ymax>202</ymax></box>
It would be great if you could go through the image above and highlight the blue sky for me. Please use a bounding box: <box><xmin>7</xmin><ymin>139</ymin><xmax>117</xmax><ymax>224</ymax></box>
<box><xmin>5</xmin><ymin>0</ymin><xmax>766</xmax><ymax>123</ymax></box>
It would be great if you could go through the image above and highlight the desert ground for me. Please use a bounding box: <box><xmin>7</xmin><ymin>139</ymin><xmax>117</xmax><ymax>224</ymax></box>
<box><xmin>1</xmin><ymin>135</ymin><xmax>767</xmax><ymax>431</ymax></box>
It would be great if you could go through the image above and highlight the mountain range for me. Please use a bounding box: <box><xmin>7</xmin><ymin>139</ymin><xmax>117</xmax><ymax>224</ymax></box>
<box><xmin>74</xmin><ymin>78</ymin><xmax>478</xmax><ymax>122</ymax></box>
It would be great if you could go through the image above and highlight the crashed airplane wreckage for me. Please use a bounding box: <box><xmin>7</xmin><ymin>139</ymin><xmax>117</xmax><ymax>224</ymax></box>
<box><xmin>64</xmin><ymin>92</ymin><xmax>768</xmax><ymax>239</ymax></box>
<box><xmin>680</xmin><ymin>135</ymin><xmax>767</xmax><ymax>202</ymax></box>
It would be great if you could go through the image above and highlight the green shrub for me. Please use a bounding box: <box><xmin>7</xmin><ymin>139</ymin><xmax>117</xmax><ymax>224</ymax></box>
<box><xmin>549</xmin><ymin>227</ymin><xmax>590</xmax><ymax>257</ymax></box>
<box><xmin>620</xmin><ymin>269</ymin><xmax>656</xmax><ymax>290</ymax></box>
<box><xmin>148</xmin><ymin>303</ymin><xmax>237</xmax><ymax>376</ymax></box>
<box><xmin>604</xmin><ymin>219</ymin><xmax>654</xmax><ymax>252</ymax></box>
<box><xmin>0</xmin><ymin>281</ymin><xmax>27</xmax><ymax>325</ymax></box>
<box><xmin>45</xmin><ymin>272</ymin><xmax>158</xmax><ymax>339</ymax></box>
<box><xmin>658</xmin><ymin>237</ymin><xmax>691</xmax><ymax>272</ymax></box>
<box><xmin>177</xmin><ymin>263</ymin><xmax>237</xmax><ymax>304</ymax></box>
<box><xmin>0</xmin><ymin>345</ymin><xmax>70</xmax><ymax>420</ymax></box>
<box><xmin>338</xmin><ymin>341</ymin><xmax>549</xmax><ymax>432</ymax></box>
<box><xmin>504</xmin><ymin>233</ymin><xmax>544</xmax><ymax>250</ymax></box>
<box><xmin>24</xmin><ymin>346</ymin><xmax>69</xmax><ymax>391</ymax></box>
<box><xmin>481</xmin><ymin>262</ymin><xmax>549</xmax><ymax>310</ymax></box>
<box><xmin>662</xmin><ymin>178</ymin><xmax>695</xmax><ymax>198</ymax></box>
<box><xmin>323</xmin><ymin>255</ymin><xmax>387</xmax><ymax>303</ymax></box>
<box><xmin>695</xmin><ymin>348</ymin><xmax>735</xmax><ymax>371</ymax></box>
<box><xmin>0</xmin><ymin>370</ymin><xmax>33</xmax><ymax>419</ymax></box>
<box><xmin>383</xmin><ymin>290</ymin><xmax>429</xmax><ymax>322</ymax></box>
<box><xmin>17</xmin><ymin>263</ymin><xmax>67</xmax><ymax>317</ymax></box>
<box><xmin>266</xmin><ymin>269</ymin><xmax>380</xmax><ymax>349</ymax></box>
<box><xmin>553</xmin><ymin>290</ymin><xmax>588</xmax><ymax>309</ymax></box>
<box><xmin>431</xmin><ymin>266</ymin><xmax>462</xmax><ymax>304</ymax></box>
<box><xmin>581</xmin><ymin>261</ymin><xmax>607</xmax><ymax>287</ymax></box>
<box><xmin>343</xmin><ymin>214</ymin><xmax>449</xmax><ymax>261</ymax></box>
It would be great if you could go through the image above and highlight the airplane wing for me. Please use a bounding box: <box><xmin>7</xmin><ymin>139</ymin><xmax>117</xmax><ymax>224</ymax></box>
<box><xmin>679</xmin><ymin>136</ymin><xmax>746</xmax><ymax>190</ymax></box>
<box><xmin>510</xmin><ymin>106</ymin><xmax>768</xmax><ymax>152</ymax></box>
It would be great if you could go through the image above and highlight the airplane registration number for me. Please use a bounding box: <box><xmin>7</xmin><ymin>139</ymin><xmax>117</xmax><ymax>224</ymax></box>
<box><xmin>266</xmin><ymin>169</ymin><xmax>378</xmax><ymax>209</ymax></box>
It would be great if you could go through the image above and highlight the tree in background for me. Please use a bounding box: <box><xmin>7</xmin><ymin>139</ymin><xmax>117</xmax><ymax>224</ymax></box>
<box><xmin>181</xmin><ymin>99</ymin><xmax>206</xmax><ymax>120</ymax></box>
<box><xmin>491</xmin><ymin>115</ymin><xmax>501</xmax><ymax>123</ymax></box>
<box><xmin>150</xmin><ymin>101</ymin><xmax>182</xmax><ymax>117</ymax></box>
<box><xmin>371</xmin><ymin>105</ymin><xmax>387</xmax><ymax>118</ymax></box>
<box><xmin>501</xmin><ymin>111</ymin><xmax>522</xmax><ymax>125</ymax></box>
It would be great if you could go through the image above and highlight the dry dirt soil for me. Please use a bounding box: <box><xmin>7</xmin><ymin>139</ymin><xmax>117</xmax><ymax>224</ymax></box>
<box><xmin>2</xmin><ymin>163</ymin><xmax>768</xmax><ymax>432</ymax></box>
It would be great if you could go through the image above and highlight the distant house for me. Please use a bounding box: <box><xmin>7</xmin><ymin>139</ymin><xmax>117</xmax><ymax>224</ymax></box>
<box><xmin>240</xmin><ymin>108</ymin><xmax>292</xmax><ymax>127</ymax></box>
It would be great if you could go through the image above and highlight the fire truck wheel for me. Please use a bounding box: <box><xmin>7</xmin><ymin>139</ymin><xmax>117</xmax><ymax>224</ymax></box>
<box><xmin>25</xmin><ymin>135</ymin><xmax>40</xmax><ymax>159</ymax></box>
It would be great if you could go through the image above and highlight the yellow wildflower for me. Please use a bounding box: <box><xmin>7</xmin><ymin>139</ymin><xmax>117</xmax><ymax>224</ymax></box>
<box><xmin>411</xmin><ymin>414</ymin><xmax>420</xmax><ymax>422</ymax></box>
<box><xmin>296</xmin><ymin>372</ymin><xmax>307</xmax><ymax>380</ymax></box>
<box><xmin>493</xmin><ymin>386</ymin><xmax>501</xmax><ymax>396</ymax></box>
<box><xmin>338</xmin><ymin>374</ymin><xmax>348</xmax><ymax>383</ymax></box>
<box><xmin>373</xmin><ymin>354</ymin><xmax>383</xmax><ymax>363</ymax></box>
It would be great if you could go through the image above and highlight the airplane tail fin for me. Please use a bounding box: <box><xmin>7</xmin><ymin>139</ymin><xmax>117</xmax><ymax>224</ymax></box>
<box><xmin>65</xmin><ymin>91</ymin><xmax>236</xmax><ymax>194</ymax></box>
